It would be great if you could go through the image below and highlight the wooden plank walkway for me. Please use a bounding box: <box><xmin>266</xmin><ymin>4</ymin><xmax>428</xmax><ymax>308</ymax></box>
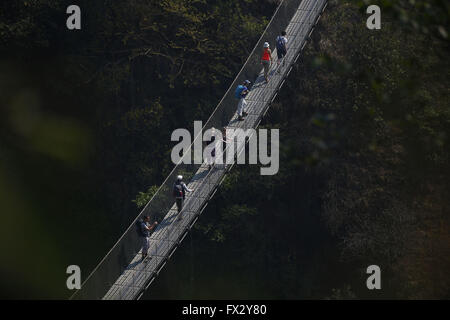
<box><xmin>101</xmin><ymin>0</ymin><xmax>328</xmax><ymax>300</ymax></box>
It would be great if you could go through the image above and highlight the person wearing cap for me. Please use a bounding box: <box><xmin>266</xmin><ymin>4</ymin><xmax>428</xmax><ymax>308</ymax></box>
<box><xmin>140</xmin><ymin>215</ymin><xmax>158</xmax><ymax>262</ymax></box>
<box><xmin>235</xmin><ymin>79</ymin><xmax>251</xmax><ymax>121</ymax></box>
<box><xmin>173</xmin><ymin>175</ymin><xmax>193</xmax><ymax>219</ymax></box>
<box><xmin>261</xmin><ymin>41</ymin><xmax>273</xmax><ymax>83</ymax></box>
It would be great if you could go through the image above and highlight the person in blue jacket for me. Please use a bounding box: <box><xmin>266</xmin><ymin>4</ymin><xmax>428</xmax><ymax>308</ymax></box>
<box><xmin>235</xmin><ymin>80</ymin><xmax>251</xmax><ymax>121</ymax></box>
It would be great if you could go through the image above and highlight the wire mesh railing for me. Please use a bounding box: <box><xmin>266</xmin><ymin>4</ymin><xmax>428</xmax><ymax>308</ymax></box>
<box><xmin>70</xmin><ymin>0</ymin><xmax>328</xmax><ymax>300</ymax></box>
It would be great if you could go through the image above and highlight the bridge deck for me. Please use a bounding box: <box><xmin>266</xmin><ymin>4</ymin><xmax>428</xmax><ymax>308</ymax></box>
<box><xmin>100</xmin><ymin>0</ymin><xmax>327</xmax><ymax>300</ymax></box>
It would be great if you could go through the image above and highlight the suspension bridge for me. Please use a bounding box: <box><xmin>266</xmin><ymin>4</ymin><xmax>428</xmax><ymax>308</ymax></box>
<box><xmin>70</xmin><ymin>0</ymin><xmax>328</xmax><ymax>300</ymax></box>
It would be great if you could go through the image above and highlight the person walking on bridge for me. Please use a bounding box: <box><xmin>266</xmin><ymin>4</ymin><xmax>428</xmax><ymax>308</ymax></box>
<box><xmin>221</xmin><ymin>126</ymin><xmax>232</xmax><ymax>168</ymax></box>
<box><xmin>276</xmin><ymin>31</ymin><xmax>288</xmax><ymax>73</ymax></box>
<box><xmin>173</xmin><ymin>175</ymin><xmax>193</xmax><ymax>219</ymax></box>
<box><xmin>235</xmin><ymin>80</ymin><xmax>251</xmax><ymax>121</ymax></box>
<box><xmin>139</xmin><ymin>215</ymin><xmax>158</xmax><ymax>262</ymax></box>
<box><xmin>261</xmin><ymin>42</ymin><xmax>273</xmax><ymax>83</ymax></box>
<box><xmin>206</xmin><ymin>127</ymin><xmax>219</xmax><ymax>171</ymax></box>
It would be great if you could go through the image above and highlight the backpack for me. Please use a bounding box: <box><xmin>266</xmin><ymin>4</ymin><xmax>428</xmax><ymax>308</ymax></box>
<box><xmin>135</xmin><ymin>219</ymin><xmax>145</xmax><ymax>237</ymax></box>
<box><xmin>235</xmin><ymin>85</ymin><xmax>245</xmax><ymax>99</ymax></box>
<box><xmin>276</xmin><ymin>36</ymin><xmax>286</xmax><ymax>52</ymax></box>
<box><xmin>173</xmin><ymin>182</ymin><xmax>183</xmax><ymax>198</ymax></box>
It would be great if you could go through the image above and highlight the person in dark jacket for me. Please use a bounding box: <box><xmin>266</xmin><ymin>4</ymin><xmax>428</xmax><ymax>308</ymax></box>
<box><xmin>275</xmin><ymin>31</ymin><xmax>288</xmax><ymax>72</ymax></box>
